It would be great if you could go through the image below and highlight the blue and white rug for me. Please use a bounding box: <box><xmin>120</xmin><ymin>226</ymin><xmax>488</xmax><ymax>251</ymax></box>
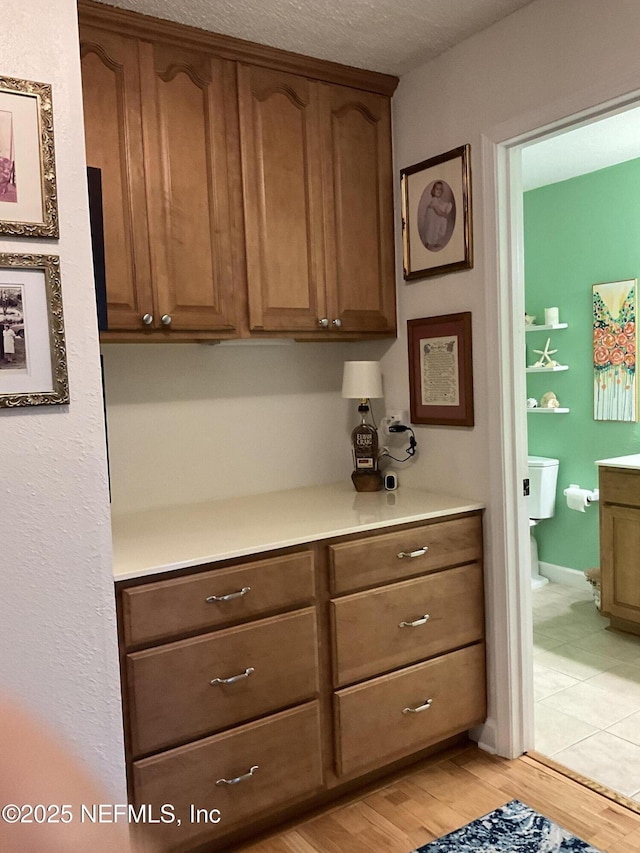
<box><xmin>412</xmin><ymin>799</ymin><xmax>603</xmax><ymax>852</ymax></box>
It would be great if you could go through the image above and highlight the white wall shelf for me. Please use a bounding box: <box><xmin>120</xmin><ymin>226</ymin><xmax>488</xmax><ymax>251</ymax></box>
<box><xmin>525</xmin><ymin>365</ymin><xmax>569</xmax><ymax>373</ymax></box>
<box><xmin>526</xmin><ymin>407</ymin><xmax>570</xmax><ymax>414</ymax></box>
<box><xmin>525</xmin><ymin>322</ymin><xmax>568</xmax><ymax>332</ymax></box>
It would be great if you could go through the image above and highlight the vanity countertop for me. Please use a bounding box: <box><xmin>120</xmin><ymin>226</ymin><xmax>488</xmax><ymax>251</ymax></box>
<box><xmin>110</xmin><ymin>482</ymin><xmax>484</xmax><ymax>581</ymax></box>
<box><xmin>595</xmin><ymin>454</ymin><xmax>640</xmax><ymax>470</ymax></box>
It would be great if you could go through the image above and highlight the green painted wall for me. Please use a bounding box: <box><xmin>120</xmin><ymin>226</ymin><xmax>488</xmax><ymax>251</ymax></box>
<box><xmin>524</xmin><ymin>158</ymin><xmax>640</xmax><ymax>572</ymax></box>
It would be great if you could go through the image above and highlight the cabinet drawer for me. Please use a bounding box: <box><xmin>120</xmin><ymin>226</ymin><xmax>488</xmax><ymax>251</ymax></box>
<box><xmin>133</xmin><ymin>702</ymin><xmax>323</xmax><ymax>851</ymax></box>
<box><xmin>120</xmin><ymin>550</ymin><xmax>315</xmax><ymax>647</ymax></box>
<box><xmin>600</xmin><ymin>468</ymin><xmax>640</xmax><ymax>508</ymax></box>
<box><xmin>334</xmin><ymin>644</ymin><xmax>485</xmax><ymax>777</ymax></box>
<box><xmin>331</xmin><ymin>562</ymin><xmax>484</xmax><ymax>686</ymax></box>
<box><xmin>127</xmin><ymin>608</ymin><xmax>319</xmax><ymax>756</ymax></box>
<box><xmin>329</xmin><ymin>514</ymin><xmax>482</xmax><ymax>594</ymax></box>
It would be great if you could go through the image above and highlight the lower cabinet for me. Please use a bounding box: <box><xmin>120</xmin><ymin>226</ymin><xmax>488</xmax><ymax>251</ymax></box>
<box><xmin>116</xmin><ymin>512</ymin><xmax>485</xmax><ymax>851</ymax></box>
<box><xmin>599</xmin><ymin>466</ymin><xmax>640</xmax><ymax>633</ymax></box>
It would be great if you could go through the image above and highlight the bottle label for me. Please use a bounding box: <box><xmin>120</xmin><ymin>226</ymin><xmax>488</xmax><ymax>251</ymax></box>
<box><xmin>356</xmin><ymin>457</ymin><xmax>374</xmax><ymax>469</ymax></box>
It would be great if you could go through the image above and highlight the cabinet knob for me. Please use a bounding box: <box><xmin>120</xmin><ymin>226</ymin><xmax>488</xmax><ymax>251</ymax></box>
<box><xmin>332</xmin><ymin>318</ymin><xmax>342</xmax><ymax>328</ymax></box>
<box><xmin>161</xmin><ymin>314</ymin><xmax>172</xmax><ymax>326</ymax></box>
<box><xmin>142</xmin><ymin>313</ymin><xmax>153</xmax><ymax>325</ymax></box>
<box><xmin>318</xmin><ymin>318</ymin><xmax>329</xmax><ymax>328</ymax></box>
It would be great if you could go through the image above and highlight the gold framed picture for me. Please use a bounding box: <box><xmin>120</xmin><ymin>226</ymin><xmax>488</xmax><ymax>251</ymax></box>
<box><xmin>0</xmin><ymin>76</ymin><xmax>59</xmax><ymax>238</ymax></box>
<box><xmin>401</xmin><ymin>145</ymin><xmax>472</xmax><ymax>280</ymax></box>
<box><xmin>0</xmin><ymin>253</ymin><xmax>69</xmax><ymax>408</ymax></box>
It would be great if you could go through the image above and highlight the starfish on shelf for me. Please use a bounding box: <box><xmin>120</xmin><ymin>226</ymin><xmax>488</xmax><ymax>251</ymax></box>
<box><xmin>531</xmin><ymin>337</ymin><xmax>558</xmax><ymax>368</ymax></box>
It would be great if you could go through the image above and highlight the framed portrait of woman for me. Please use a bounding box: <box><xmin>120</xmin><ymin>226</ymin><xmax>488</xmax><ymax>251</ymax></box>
<box><xmin>400</xmin><ymin>145</ymin><xmax>473</xmax><ymax>280</ymax></box>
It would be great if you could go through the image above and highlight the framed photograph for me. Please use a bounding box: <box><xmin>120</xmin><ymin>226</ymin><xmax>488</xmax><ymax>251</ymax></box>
<box><xmin>408</xmin><ymin>312</ymin><xmax>474</xmax><ymax>426</ymax></box>
<box><xmin>0</xmin><ymin>76</ymin><xmax>58</xmax><ymax>237</ymax></box>
<box><xmin>593</xmin><ymin>278</ymin><xmax>638</xmax><ymax>422</ymax></box>
<box><xmin>400</xmin><ymin>144</ymin><xmax>472</xmax><ymax>280</ymax></box>
<box><xmin>0</xmin><ymin>253</ymin><xmax>69</xmax><ymax>408</ymax></box>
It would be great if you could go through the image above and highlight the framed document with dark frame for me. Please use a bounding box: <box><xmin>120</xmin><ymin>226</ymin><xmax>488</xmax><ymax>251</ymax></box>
<box><xmin>408</xmin><ymin>312</ymin><xmax>474</xmax><ymax>426</ymax></box>
<box><xmin>0</xmin><ymin>76</ymin><xmax>59</xmax><ymax>238</ymax></box>
<box><xmin>400</xmin><ymin>144</ymin><xmax>472</xmax><ymax>280</ymax></box>
<box><xmin>0</xmin><ymin>253</ymin><xmax>69</xmax><ymax>408</ymax></box>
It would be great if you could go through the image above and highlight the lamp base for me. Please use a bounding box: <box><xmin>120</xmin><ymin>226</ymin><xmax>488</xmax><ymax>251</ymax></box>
<box><xmin>351</xmin><ymin>471</ymin><xmax>384</xmax><ymax>492</ymax></box>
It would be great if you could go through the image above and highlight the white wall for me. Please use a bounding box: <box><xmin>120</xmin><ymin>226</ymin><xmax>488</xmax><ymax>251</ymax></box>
<box><xmin>104</xmin><ymin>340</ymin><xmax>391</xmax><ymax>513</ymax></box>
<box><xmin>0</xmin><ymin>1</ymin><xmax>126</xmax><ymax>797</ymax></box>
<box><xmin>387</xmin><ymin>0</ymin><xmax>640</xmax><ymax>754</ymax></box>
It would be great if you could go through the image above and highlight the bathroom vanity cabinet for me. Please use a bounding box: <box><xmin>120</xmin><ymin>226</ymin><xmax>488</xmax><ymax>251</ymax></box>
<box><xmin>112</xmin><ymin>486</ymin><xmax>486</xmax><ymax>852</ymax></box>
<box><xmin>598</xmin><ymin>461</ymin><xmax>640</xmax><ymax>635</ymax></box>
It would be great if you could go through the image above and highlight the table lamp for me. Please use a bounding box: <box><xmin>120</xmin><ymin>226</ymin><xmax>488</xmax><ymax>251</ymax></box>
<box><xmin>342</xmin><ymin>361</ymin><xmax>384</xmax><ymax>492</ymax></box>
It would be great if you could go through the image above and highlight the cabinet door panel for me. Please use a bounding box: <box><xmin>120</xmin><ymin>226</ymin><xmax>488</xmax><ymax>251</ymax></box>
<box><xmin>141</xmin><ymin>44</ymin><xmax>236</xmax><ymax>331</ymax></box>
<box><xmin>320</xmin><ymin>85</ymin><xmax>396</xmax><ymax>334</ymax></box>
<box><xmin>80</xmin><ymin>28</ymin><xmax>153</xmax><ymax>330</ymax></box>
<box><xmin>238</xmin><ymin>66</ymin><xmax>325</xmax><ymax>331</ymax></box>
<box><xmin>601</xmin><ymin>503</ymin><xmax>640</xmax><ymax>622</ymax></box>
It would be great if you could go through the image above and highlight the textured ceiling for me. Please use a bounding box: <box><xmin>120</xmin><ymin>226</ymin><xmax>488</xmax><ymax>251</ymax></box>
<box><xmin>92</xmin><ymin>0</ymin><xmax>536</xmax><ymax>76</ymax></box>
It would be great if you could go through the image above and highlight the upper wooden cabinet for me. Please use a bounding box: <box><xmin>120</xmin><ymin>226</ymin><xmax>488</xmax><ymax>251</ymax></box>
<box><xmin>319</xmin><ymin>84</ymin><xmax>396</xmax><ymax>335</ymax></box>
<box><xmin>80</xmin><ymin>27</ymin><xmax>238</xmax><ymax>336</ymax></box>
<box><xmin>80</xmin><ymin>28</ymin><xmax>153</xmax><ymax>332</ymax></box>
<box><xmin>238</xmin><ymin>67</ymin><xmax>395</xmax><ymax>335</ymax></box>
<box><xmin>78</xmin><ymin>1</ymin><xmax>398</xmax><ymax>340</ymax></box>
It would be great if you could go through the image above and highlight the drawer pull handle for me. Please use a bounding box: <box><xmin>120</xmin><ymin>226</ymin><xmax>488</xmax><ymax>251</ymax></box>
<box><xmin>399</xmin><ymin>614</ymin><xmax>430</xmax><ymax>628</ymax></box>
<box><xmin>216</xmin><ymin>765</ymin><xmax>259</xmax><ymax>786</ymax></box>
<box><xmin>210</xmin><ymin>667</ymin><xmax>255</xmax><ymax>686</ymax></box>
<box><xmin>402</xmin><ymin>698</ymin><xmax>433</xmax><ymax>714</ymax></box>
<box><xmin>206</xmin><ymin>586</ymin><xmax>251</xmax><ymax>603</ymax></box>
<box><xmin>397</xmin><ymin>547</ymin><xmax>428</xmax><ymax>559</ymax></box>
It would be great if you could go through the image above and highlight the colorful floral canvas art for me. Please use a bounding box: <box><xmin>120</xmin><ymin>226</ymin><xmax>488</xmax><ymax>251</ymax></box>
<box><xmin>593</xmin><ymin>279</ymin><xmax>637</xmax><ymax>422</ymax></box>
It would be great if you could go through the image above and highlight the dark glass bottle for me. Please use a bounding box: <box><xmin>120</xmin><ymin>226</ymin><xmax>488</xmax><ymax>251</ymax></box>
<box><xmin>350</xmin><ymin>401</ymin><xmax>383</xmax><ymax>491</ymax></box>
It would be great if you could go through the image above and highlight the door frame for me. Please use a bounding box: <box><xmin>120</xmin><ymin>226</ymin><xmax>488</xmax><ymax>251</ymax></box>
<box><xmin>476</xmin><ymin>79</ymin><xmax>640</xmax><ymax>759</ymax></box>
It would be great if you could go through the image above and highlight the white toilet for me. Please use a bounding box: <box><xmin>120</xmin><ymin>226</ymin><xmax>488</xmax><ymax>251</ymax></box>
<box><xmin>527</xmin><ymin>455</ymin><xmax>559</xmax><ymax>589</ymax></box>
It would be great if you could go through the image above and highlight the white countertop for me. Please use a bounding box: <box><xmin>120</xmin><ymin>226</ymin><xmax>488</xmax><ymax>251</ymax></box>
<box><xmin>110</xmin><ymin>482</ymin><xmax>484</xmax><ymax>581</ymax></box>
<box><xmin>595</xmin><ymin>454</ymin><xmax>640</xmax><ymax>470</ymax></box>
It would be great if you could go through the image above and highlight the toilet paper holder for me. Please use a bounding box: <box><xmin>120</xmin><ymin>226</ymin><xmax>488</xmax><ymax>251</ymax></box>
<box><xmin>563</xmin><ymin>484</ymin><xmax>599</xmax><ymax>511</ymax></box>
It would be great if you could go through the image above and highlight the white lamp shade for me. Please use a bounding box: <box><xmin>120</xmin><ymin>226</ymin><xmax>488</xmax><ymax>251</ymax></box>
<box><xmin>341</xmin><ymin>361</ymin><xmax>383</xmax><ymax>399</ymax></box>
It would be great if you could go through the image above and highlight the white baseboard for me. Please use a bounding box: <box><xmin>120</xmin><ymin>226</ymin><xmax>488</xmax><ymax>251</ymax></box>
<box><xmin>539</xmin><ymin>561</ymin><xmax>592</xmax><ymax>590</ymax></box>
<box><xmin>470</xmin><ymin>718</ymin><xmax>497</xmax><ymax>754</ymax></box>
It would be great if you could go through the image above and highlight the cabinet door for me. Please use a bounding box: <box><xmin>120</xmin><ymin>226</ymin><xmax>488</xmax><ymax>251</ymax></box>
<box><xmin>139</xmin><ymin>43</ymin><xmax>237</xmax><ymax>332</ymax></box>
<box><xmin>80</xmin><ymin>27</ymin><xmax>154</xmax><ymax>331</ymax></box>
<box><xmin>319</xmin><ymin>84</ymin><xmax>396</xmax><ymax>334</ymax></box>
<box><xmin>601</xmin><ymin>503</ymin><xmax>640</xmax><ymax>624</ymax></box>
<box><xmin>238</xmin><ymin>65</ymin><xmax>326</xmax><ymax>332</ymax></box>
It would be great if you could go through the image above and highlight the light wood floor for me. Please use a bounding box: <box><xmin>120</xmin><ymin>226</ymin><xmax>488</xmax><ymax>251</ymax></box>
<box><xmin>233</xmin><ymin>745</ymin><xmax>640</xmax><ymax>853</ymax></box>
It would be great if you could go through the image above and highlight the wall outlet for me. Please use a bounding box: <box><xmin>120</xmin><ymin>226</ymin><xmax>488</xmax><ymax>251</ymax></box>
<box><xmin>380</xmin><ymin>410</ymin><xmax>409</xmax><ymax>436</ymax></box>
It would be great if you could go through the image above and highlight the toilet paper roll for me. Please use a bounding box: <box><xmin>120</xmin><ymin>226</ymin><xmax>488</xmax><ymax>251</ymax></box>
<box><xmin>564</xmin><ymin>484</ymin><xmax>597</xmax><ymax>512</ymax></box>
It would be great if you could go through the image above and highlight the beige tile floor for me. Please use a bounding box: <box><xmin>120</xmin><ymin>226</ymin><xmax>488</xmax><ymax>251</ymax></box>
<box><xmin>533</xmin><ymin>580</ymin><xmax>640</xmax><ymax>802</ymax></box>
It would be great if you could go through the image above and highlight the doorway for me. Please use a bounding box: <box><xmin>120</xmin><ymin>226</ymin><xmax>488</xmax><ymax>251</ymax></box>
<box><xmin>480</xmin><ymin>88</ymin><xmax>640</xmax><ymax>793</ymax></box>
